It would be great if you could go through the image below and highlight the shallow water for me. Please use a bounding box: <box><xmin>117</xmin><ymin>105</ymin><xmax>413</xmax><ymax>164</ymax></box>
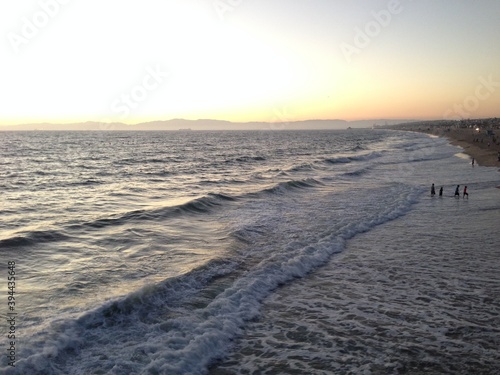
<box><xmin>210</xmin><ymin>179</ymin><xmax>500</xmax><ymax>374</ymax></box>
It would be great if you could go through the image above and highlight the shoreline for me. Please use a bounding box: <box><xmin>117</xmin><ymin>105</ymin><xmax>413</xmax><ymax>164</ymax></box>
<box><xmin>383</xmin><ymin>121</ymin><xmax>500</xmax><ymax>168</ymax></box>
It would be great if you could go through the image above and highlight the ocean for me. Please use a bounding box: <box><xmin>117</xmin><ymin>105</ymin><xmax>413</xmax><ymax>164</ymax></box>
<box><xmin>1</xmin><ymin>129</ymin><xmax>499</xmax><ymax>374</ymax></box>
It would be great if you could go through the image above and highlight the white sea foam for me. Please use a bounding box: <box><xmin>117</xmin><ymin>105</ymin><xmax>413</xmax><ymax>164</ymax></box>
<box><xmin>210</xmin><ymin>135</ymin><xmax>500</xmax><ymax>375</ymax></box>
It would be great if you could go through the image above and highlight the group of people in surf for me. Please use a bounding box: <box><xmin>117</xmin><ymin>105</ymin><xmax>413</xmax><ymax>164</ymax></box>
<box><xmin>431</xmin><ymin>183</ymin><xmax>468</xmax><ymax>199</ymax></box>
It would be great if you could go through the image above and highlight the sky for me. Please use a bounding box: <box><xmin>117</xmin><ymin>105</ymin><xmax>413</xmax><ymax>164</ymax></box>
<box><xmin>1</xmin><ymin>0</ymin><xmax>499</xmax><ymax>126</ymax></box>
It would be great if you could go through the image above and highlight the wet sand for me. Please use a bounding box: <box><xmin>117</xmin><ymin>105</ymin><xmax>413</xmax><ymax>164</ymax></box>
<box><xmin>434</xmin><ymin>129</ymin><xmax>499</xmax><ymax>167</ymax></box>
<box><xmin>384</xmin><ymin>122</ymin><xmax>500</xmax><ymax>167</ymax></box>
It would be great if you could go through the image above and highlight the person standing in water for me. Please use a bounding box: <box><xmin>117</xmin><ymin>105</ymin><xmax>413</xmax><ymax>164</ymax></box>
<box><xmin>431</xmin><ymin>183</ymin><xmax>436</xmax><ymax>196</ymax></box>
<box><xmin>439</xmin><ymin>186</ymin><xmax>443</xmax><ymax>197</ymax></box>
<box><xmin>454</xmin><ymin>185</ymin><xmax>460</xmax><ymax>198</ymax></box>
<box><xmin>472</xmin><ymin>158</ymin><xmax>475</xmax><ymax>167</ymax></box>
<box><xmin>463</xmin><ymin>186</ymin><xmax>469</xmax><ymax>199</ymax></box>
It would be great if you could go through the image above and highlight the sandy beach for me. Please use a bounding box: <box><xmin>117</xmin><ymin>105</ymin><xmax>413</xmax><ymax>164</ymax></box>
<box><xmin>385</xmin><ymin>119</ymin><xmax>500</xmax><ymax>167</ymax></box>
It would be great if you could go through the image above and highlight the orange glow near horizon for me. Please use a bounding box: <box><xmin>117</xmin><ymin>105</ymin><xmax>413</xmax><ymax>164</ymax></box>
<box><xmin>1</xmin><ymin>2</ymin><xmax>499</xmax><ymax>127</ymax></box>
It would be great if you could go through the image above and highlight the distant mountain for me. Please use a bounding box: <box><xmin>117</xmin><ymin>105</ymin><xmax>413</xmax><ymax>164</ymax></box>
<box><xmin>0</xmin><ymin>118</ymin><xmax>415</xmax><ymax>131</ymax></box>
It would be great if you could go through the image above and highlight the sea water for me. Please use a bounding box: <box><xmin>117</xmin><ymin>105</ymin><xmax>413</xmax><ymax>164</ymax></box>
<box><xmin>0</xmin><ymin>129</ymin><xmax>498</xmax><ymax>374</ymax></box>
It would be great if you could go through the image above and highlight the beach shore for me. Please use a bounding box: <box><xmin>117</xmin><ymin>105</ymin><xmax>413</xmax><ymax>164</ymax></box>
<box><xmin>384</xmin><ymin>120</ymin><xmax>500</xmax><ymax>167</ymax></box>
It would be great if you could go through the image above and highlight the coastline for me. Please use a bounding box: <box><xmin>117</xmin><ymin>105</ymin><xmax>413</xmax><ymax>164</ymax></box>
<box><xmin>384</xmin><ymin>121</ymin><xmax>500</xmax><ymax>167</ymax></box>
<box><xmin>210</xmin><ymin>132</ymin><xmax>500</xmax><ymax>374</ymax></box>
<box><xmin>446</xmin><ymin>134</ymin><xmax>499</xmax><ymax>167</ymax></box>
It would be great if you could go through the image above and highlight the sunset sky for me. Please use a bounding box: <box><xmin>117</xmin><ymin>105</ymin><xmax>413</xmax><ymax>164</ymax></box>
<box><xmin>1</xmin><ymin>0</ymin><xmax>499</xmax><ymax>126</ymax></box>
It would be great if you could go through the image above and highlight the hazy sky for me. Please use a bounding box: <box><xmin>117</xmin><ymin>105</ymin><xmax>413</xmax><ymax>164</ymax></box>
<box><xmin>1</xmin><ymin>0</ymin><xmax>499</xmax><ymax>125</ymax></box>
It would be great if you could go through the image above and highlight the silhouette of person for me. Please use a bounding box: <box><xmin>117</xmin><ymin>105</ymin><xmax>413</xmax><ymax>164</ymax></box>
<box><xmin>431</xmin><ymin>183</ymin><xmax>436</xmax><ymax>196</ymax></box>
<box><xmin>472</xmin><ymin>158</ymin><xmax>475</xmax><ymax>166</ymax></box>
<box><xmin>454</xmin><ymin>185</ymin><xmax>460</xmax><ymax>198</ymax></box>
<box><xmin>439</xmin><ymin>186</ymin><xmax>443</xmax><ymax>197</ymax></box>
<box><xmin>463</xmin><ymin>186</ymin><xmax>468</xmax><ymax>199</ymax></box>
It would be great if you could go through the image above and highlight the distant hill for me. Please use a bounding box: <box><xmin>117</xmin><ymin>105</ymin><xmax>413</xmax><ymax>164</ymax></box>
<box><xmin>0</xmin><ymin>118</ymin><xmax>415</xmax><ymax>131</ymax></box>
